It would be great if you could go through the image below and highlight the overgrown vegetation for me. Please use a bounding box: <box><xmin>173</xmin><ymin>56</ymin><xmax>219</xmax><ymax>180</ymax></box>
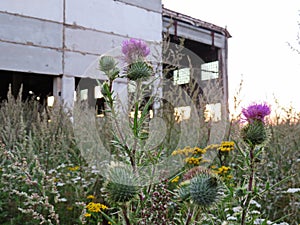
<box><xmin>0</xmin><ymin>38</ymin><xmax>299</xmax><ymax>225</ymax></box>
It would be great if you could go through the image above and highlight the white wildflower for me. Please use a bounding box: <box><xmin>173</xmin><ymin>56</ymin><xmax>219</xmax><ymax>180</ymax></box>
<box><xmin>284</xmin><ymin>188</ymin><xmax>300</xmax><ymax>193</ymax></box>
<box><xmin>48</xmin><ymin>169</ymin><xmax>56</xmax><ymax>174</ymax></box>
<box><xmin>56</xmin><ymin>182</ymin><xmax>64</xmax><ymax>187</ymax></box>
<box><xmin>232</xmin><ymin>206</ymin><xmax>242</xmax><ymax>213</ymax></box>
<box><xmin>250</xmin><ymin>199</ymin><xmax>261</xmax><ymax>208</ymax></box>
<box><xmin>254</xmin><ymin>219</ymin><xmax>272</xmax><ymax>224</ymax></box>
<box><xmin>58</xmin><ymin>198</ymin><xmax>67</xmax><ymax>202</ymax></box>
<box><xmin>250</xmin><ymin>210</ymin><xmax>261</xmax><ymax>215</ymax></box>
<box><xmin>227</xmin><ymin>216</ymin><xmax>237</xmax><ymax>221</ymax></box>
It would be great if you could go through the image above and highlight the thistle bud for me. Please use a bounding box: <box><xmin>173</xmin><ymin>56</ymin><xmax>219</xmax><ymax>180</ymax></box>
<box><xmin>177</xmin><ymin>167</ymin><xmax>223</xmax><ymax>208</ymax></box>
<box><xmin>104</xmin><ymin>166</ymin><xmax>139</xmax><ymax>203</ymax></box>
<box><xmin>241</xmin><ymin>119</ymin><xmax>267</xmax><ymax>146</ymax></box>
<box><xmin>99</xmin><ymin>56</ymin><xmax>119</xmax><ymax>80</ymax></box>
<box><xmin>189</xmin><ymin>174</ymin><xmax>223</xmax><ymax>208</ymax></box>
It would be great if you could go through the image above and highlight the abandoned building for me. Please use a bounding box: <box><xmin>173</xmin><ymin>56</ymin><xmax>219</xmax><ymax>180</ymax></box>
<box><xmin>0</xmin><ymin>0</ymin><xmax>230</xmax><ymax>121</ymax></box>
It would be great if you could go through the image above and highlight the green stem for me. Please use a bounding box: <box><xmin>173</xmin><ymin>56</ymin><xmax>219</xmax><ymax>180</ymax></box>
<box><xmin>121</xmin><ymin>205</ymin><xmax>131</xmax><ymax>225</ymax></box>
<box><xmin>241</xmin><ymin>146</ymin><xmax>255</xmax><ymax>225</ymax></box>
<box><xmin>130</xmin><ymin>80</ymin><xmax>142</xmax><ymax>172</ymax></box>
<box><xmin>185</xmin><ymin>206</ymin><xmax>195</xmax><ymax>225</ymax></box>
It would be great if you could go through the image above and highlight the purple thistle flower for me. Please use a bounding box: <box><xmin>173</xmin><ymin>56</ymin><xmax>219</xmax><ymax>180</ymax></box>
<box><xmin>242</xmin><ymin>103</ymin><xmax>271</xmax><ymax>123</ymax></box>
<box><xmin>121</xmin><ymin>38</ymin><xmax>150</xmax><ymax>63</ymax></box>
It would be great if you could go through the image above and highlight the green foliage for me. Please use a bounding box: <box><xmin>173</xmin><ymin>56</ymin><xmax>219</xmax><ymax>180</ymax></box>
<box><xmin>0</xmin><ymin>89</ymin><xmax>94</xmax><ymax>225</ymax></box>
<box><xmin>127</xmin><ymin>60</ymin><xmax>153</xmax><ymax>81</ymax></box>
<box><xmin>1</xmin><ymin>41</ymin><xmax>299</xmax><ymax>225</ymax></box>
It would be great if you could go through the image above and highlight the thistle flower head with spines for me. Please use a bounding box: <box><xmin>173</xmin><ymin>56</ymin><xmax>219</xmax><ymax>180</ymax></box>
<box><xmin>177</xmin><ymin>167</ymin><xmax>224</xmax><ymax>209</ymax></box>
<box><xmin>103</xmin><ymin>164</ymin><xmax>139</xmax><ymax>203</ymax></box>
<box><xmin>242</xmin><ymin>103</ymin><xmax>271</xmax><ymax>123</ymax></box>
<box><xmin>241</xmin><ymin>103</ymin><xmax>271</xmax><ymax>146</ymax></box>
<box><xmin>121</xmin><ymin>38</ymin><xmax>150</xmax><ymax>63</ymax></box>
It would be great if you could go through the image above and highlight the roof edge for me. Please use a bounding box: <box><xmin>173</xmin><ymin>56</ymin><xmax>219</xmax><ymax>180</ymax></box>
<box><xmin>162</xmin><ymin>7</ymin><xmax>232</xmax><ymax>38</ymax></box>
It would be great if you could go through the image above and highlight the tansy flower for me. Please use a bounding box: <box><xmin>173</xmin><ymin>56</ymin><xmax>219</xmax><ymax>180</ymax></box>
<box><xmin>218</xmin><ymin>141</ymin><xmax>234</xmax><ymax>152</ymax></box>
<box><xmin>86</xmin><ymin>202</ymin><xmax>108</xmax><ymax>213</ymax></box>
<box><xmin>185</xmin><ymin>157</ymin><xmax>201</xmax><ymax>165</ymax></box>
<box><xmin>171</xmin><ymin>176</ymin><xmax>180</xmax><ymax>183</ymax></box>
<box><xmin>227</xmin><ymin>175</ymin><xmax>233</xmax><ymax>179</ymax></box>
<box><xmin>84</xmin><ymin>213</ymin><xmax>91</xmax><ymax>217</ymax></box>
<box><xmin>216</xmin><ymin>166</ymin><xmax>230</xmax><ymax>175</ymax></box>
<box><xmin>86</xmin><ymin>195</ymin><xmax>95</xmax><ymax>199</ymax></box>
<box><xmin>67</xmin><ymin>165</ymin><xmax>80</xmax><ymax>171</ymax></box>
<box><xmin>194</xmin><ymin>147</ymin><xmax>206</xmax><ymax>154</ymax></box>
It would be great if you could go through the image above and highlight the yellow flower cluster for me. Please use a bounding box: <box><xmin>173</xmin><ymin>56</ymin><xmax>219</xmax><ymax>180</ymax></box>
<box><xmin>185</xmin><ymin>157</ymin><xmax>202</xmax><ymax>166</ymax></box>
<box><xmin>86</xmin><ymin>202</ymin><xmax>108</xmax><ymax>213</ymax></box>
<box><xmin>227</xmin><ymin>174</ymin><xmax>233</xmax><ymax>179</ymax></box>
<box><xmin>215</xmin><ymin>166</ymin><xmax>230</xmax><ymax>175</ymax></box>
<box><xmin>67</xmin><ymin>165</ymin><xmax>80</xmax><ymax>171</ymax></box>
<box><xmin>172</xmin><ymin>146</ymin><xmax>206</xmax><ymax>156</ymax></box>
<box><xmin>193</xmin><ymin>147</ymin><xmax>207</xmax><ymax>154</ymax></box>
<box><xmin>86</xmin><ymin>195</ymin><xmax>95</xmax><ymax>199</ymax></box>
<box><xmin>171</xmin><ymin>176</ymin><xmax>179</xmax><ymax>183</ymax></box>
<box><xmin>218</xmin><ymin>141</ymin><xmax>234</xmax><ymax>152</ymax></box>
<box><xmin>172</xmin><ymin>146</ymin><xmax>194</xmax><ymax>156</ymax></box>
<box><xmin>205</xmin><ymin>144</ymin><xmax>220</xmax><ymax>150</ymax></box>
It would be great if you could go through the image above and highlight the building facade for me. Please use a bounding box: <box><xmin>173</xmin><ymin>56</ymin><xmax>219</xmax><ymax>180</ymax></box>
<box><xmin>0</xmin><ymin>0</ymin><xmax>230</xmax><ymax>120</ymax></box>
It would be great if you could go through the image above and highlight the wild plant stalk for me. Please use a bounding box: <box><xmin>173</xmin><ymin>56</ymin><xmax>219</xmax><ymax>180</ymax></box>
<box><xmin>239</xmin><ymin>103</ymin><xmax>271</xmax><ymax>225</ymax></box>
<box><xmin>240</xmin><ymin>145</ymin><xmax>255</xmax><ymax>225</ymax></box>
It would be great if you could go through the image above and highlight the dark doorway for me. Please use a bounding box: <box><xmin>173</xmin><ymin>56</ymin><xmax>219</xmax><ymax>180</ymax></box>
<box><xmin>0</xmin><ymin>70</ymin><xmax>53</xmax><ymax>105</ymax></box>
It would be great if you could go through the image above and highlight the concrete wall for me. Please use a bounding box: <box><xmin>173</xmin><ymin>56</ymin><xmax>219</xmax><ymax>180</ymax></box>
<box><xmin>0</xmin><ymin>0</ymin><xmax>162</xmax><ymax>74</ymax></box>
<box><xmin>0</xmin><ymin>0</ymin><xmax>163</xmax><ymax>105</ymax></box>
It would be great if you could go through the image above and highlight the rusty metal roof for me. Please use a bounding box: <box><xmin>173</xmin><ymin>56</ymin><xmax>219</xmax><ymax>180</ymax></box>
<box><xmin>162</xmin><ymin>7</ymin><xmax>231</xmax><ymax>38</ymax></box>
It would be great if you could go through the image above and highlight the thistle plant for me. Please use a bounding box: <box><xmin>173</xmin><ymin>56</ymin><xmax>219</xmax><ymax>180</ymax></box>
<box><xmin>176</xmin><ymin>167</ymin><xmax>224</xmax><ymax>224</ymax></box>
<box><xmin>238</xmin><ymin>103</ymin><xmax>271</xmax><ymax>225</ymax></box>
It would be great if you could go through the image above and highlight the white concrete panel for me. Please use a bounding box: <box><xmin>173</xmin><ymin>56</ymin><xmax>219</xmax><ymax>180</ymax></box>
<box><xmin>65</xmin><ymin>0</ymin><xmax>162</xmax><ymax>41</ymax></box>
<box><xmin>116</xmin><ymin>0</ymin><xmax>162</xmax><ymax>13</ymax></box>
<box><xmin>65</xmin><ymin>28</ymin><xmax>123</xmax><ymax>55</ymax></box>
<box><xmin>64</xmin><ymin>51</ymin><xmax>103</xmax><ymax>78</ymax></box>
<box><xmin>0</xmin><ymin>0</ymin><xmax>63</xmax><ymax>22</ymax></box>
<box><xmin>0</xmin><ymin>42</ymin><xmax>62</xmax><ymax>75</ymax></box>
<box><xmin>0</xmin><ymin>13</ymin><xmax>63</xmax><ymax>48</ymax></box>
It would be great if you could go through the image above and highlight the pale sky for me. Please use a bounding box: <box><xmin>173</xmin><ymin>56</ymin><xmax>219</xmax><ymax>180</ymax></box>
<box><xmin>162</xmin><ymin>0</ymin><xmax>300</xmax><ymax>114</ymax></box>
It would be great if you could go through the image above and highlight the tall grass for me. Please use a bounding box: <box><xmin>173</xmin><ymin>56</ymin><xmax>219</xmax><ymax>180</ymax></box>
<box><xmin>0</xmin><ymin>89</ymin><xmax>97</xmax><ymax>225</ymax></box>
<box><xmin>0</xmin><ymin>85</ymin><xmax>299</xmax><ymax>224</ymax></box>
